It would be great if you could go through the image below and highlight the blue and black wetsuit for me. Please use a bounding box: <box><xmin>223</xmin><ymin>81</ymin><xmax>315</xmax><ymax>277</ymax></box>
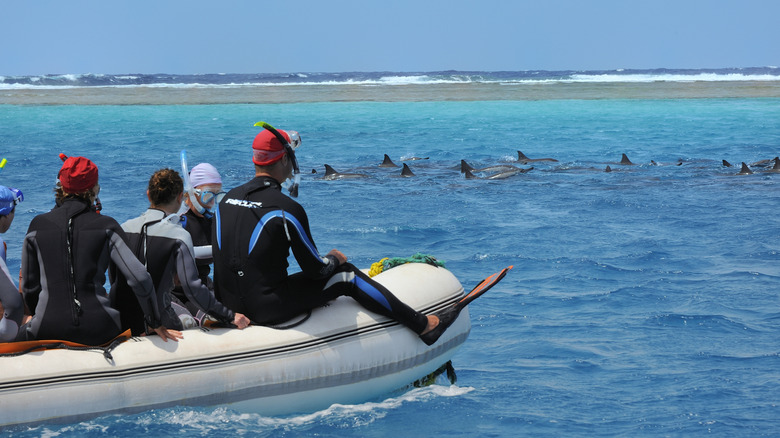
<box><xmin>20</xmin><ymin>199</ymin><xmax>161</xmax><ymax>345</ymax></box>
<box><xmin>212</xmin><ymin>176</ymin><xmax>428</xmax><ymax>333</ymax></box>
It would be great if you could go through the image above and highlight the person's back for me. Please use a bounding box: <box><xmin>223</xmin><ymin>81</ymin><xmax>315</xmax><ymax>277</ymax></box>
<box><xmin>115</xmin><ymin>209</ymin><xmax>240</xmax><ymax>332</ymax></box>
<box><xmin>113</xmin><ymin>209</ymin><xmax>186</xmax><ymax>333</ymax></box>
<box><xmin>24</xmin><ymin>198</ymin><xmax>131</xmax><ymax>344</ymax></box>
<box><xmin>213</xmin><ymin>176</ymin><xmax>322</xmax><ymax>323</ymax></box>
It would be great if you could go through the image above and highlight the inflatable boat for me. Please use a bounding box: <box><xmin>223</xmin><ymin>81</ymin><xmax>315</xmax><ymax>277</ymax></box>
<box><xmin>0</xmin><ymin>263</ymin><xmax>507</xmax><ymax>428</ymax></box>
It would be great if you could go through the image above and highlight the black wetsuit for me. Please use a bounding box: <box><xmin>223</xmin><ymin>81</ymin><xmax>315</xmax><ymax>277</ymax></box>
<box><xmin>20</xmin><ymin>199</ymin><xmax>161</xmax><ymax>345</ymax></box>
<box><xmin>172</xmin><ymin>209</ymin><xmax>213</xmax><ymax>302</ymax></box>
<box><xmin>112</xmin><ymin>209</ymin><xmax>234</xmax><ymax>335</ymax></box>
<box><xmin>212</xmin><ymin>176</ymin><xmax>427</xmax><ymax>333</ymax></box>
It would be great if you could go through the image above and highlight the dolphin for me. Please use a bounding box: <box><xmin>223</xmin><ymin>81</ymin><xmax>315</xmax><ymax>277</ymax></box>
<box><xmin>464</xmin><ymin>167</ymin><xmax>533</xmax><ymax>180</ymax></box>
<box><xmin>769</xmin><ymin>157</ymin><xmax>780</xmax><ymax>173</ymax></box>
<box><xmin>378</xmin><ymin>154</ymin><xmax>398</xmax><ymax>168</ymax></box>
<box><xmin>605</xmin><ymin>165</ymin><xmax>612</xmax><ymax>173</ymax></box>
<box><xmin>750</xmin><ymin>156</ymin><xmax>780</xmax><ymax>168</ymax></box>
<box><xmin>400</xmin><ymin>163</ymin><xmax>415</xmax><ymax>177</ymax></box>
<box><xmin>402</xmin><ymin>156</ymin><xmax>429</xmax><ymax>161</ymax></box>
<box><xmin>619</xmin><ymin>154</ymin><xmax>635</xmax><ymax>165</ymax></box>
<box><xmin>323</xmin><ymin>164</ymin><xmax>369</xmax><ymax>180</ymax></box>
<box><xmin>461</xmin><ymin>160</ymin><xmax>519</xmax><ymax>174</ymax></box>
<box><xmin>737</xmin><ymin>162</ymin><xmax>753</xmax><ymax>175</ymax></box>
<box><xmin>722</xmin><ymin>160</ymin><xmax>733</xmax><ymax>167</ymax></box>
<box><xmin>517</xmin><ymin>151</ymin><xmax>558</xmax><ymax>163</ymax></box>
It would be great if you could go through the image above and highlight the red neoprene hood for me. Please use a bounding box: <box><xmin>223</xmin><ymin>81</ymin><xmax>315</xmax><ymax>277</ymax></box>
<box><xmin>58</xmin><ymin>154</ymin><xmax>99</xmax><ymax>193</ymax></box>
<box><xmin>252</xmin><ymin>129</ymin><xmax>291</xmax><ymax>166</ymax></box>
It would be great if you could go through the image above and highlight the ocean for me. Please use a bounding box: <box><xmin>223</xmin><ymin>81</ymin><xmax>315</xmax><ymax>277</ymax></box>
<box><xmin>1</xmin><ymin>68</ymin><xmax>779</xmax><ymax>436</ymax></box>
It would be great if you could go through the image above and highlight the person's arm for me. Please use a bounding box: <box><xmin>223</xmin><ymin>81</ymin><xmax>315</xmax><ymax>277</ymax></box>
<box><xmin>283</xmin><ymin>206</ymin><xmax>340</xmax><ymax>279</ymax></box>
<box><xmin>173</xmin><ymin>237</ymin><xmax>246</xmax><ymax>327</ymax></box>
<box><xmin>20</xmin><ymin>230</ymin><xmax>41</xmax><ymax>314</ymax></box>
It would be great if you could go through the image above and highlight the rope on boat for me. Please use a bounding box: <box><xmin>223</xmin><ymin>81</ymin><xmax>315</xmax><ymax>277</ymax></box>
<box><xmin>368</xmin><ymin>253</ymin><xmax>445</xmax><ymax>277</ymax></box>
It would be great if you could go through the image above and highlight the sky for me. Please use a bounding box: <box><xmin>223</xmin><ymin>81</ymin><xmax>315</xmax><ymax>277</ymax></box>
<box><xmin>1</xmin><ymin>0</ymin><xmax>778</xmax><ymax>76</ymax></box>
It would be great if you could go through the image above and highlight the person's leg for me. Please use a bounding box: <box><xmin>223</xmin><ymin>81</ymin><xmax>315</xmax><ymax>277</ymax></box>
<box><xmin>316</xmin><ymin>263</ymin><xmax>429</xmax><ymax>334</ymax></box>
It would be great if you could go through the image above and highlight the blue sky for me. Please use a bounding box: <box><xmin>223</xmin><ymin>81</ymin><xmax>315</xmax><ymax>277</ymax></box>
<box><xmin>1</xmin><ymin>0</ymin><xmax>777</xmax><ymax>76</ymax></box>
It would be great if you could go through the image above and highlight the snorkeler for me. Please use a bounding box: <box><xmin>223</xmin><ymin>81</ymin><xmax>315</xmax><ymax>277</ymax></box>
<box><xmin>20</xmin><ymin>155</ymin><xmax>181</xmax><ymax>345</ymax></box>
<box><xmin>0</xmin><ymin>185</ymin><xmax>24</xmax><ymax>342</ymax></box>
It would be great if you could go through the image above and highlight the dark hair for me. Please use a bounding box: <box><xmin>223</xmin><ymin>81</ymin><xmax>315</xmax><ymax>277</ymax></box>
<box><xmin>148</xmin><ymin>168</ymin><xmax>183</xmax><ymax>206</ymax></box>
<box><xmin>54</xmin><ymin>182</ymin><xmax>96</xmax><ymax>205</ymax></box>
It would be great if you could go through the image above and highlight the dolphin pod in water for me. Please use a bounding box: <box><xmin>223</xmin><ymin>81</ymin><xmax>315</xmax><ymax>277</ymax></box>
<box><xmin>318</xmin><ymin>153</ymin><xmax>779</xmax><ymax>181</ymax></box>
<box><xmin>723</xmin><ymin>157</ymin><xmax>780</xmax><ymax>175</ymax></box>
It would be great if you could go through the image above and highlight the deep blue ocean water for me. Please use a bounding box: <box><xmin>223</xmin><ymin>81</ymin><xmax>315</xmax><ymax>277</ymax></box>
<box><xmin>1</xmin><ymin>76</ymin><xmax>779</xmax><ymax>436</ymax></box>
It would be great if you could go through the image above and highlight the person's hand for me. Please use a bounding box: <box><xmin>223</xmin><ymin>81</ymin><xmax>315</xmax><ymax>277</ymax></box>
<box><xmin>153</xmin><ymin>326</ymin><xmax>183</xmax><ymax>342</ymax></box>
<box><xmin>233</xmin><ymin>313</ymin><xmax>251</xmax><ymax>329</ymax></box>
<box><xmin>327</xmin><ymin>249</ymin><xmax>347</xmax><ymax>265</ymax></box>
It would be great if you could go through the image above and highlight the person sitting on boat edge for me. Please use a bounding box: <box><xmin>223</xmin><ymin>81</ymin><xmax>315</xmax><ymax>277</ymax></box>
<box><xmin>19</xmin><ymin>155</ymin><xmax>182</xmax><ymax>345</ymax></box>
<box><xmin>211</xmin><ymin>123</ymin><xmax>456</xmax><ymax>345</ymax></box>
<box><xmin>172</xmin><ymin>163</ymin><xmax>225</xmax><ymax>316</ymax></box>
<box><xmin>112</xmin><ymin>168</ymin><xmax>250</xmax><ymax>334</ymax></box>
<box><xmin>0</xmin><ymin>185</ymin><xmax>25</xmax><ymax>342</ymax></box>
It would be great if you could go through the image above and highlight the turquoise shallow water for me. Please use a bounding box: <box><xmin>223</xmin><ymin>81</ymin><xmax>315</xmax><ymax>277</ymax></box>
<box><xmin>1</xmin><ymin>97</ymin><xmax>779</xmax><ymax>436</ymax></box>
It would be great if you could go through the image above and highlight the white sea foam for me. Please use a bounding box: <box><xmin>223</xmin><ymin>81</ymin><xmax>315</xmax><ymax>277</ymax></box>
<box><xmin>567</xmin><ymin>73</ymin><xmax>780</xmax><ymax>83</ymax></box>
<box><xmin>103</xmin><ymin>384</ymin><xmax>475</xmax><ymax>434</ymax></box>
<box><xmin>1</xmin><ymin>71</ymin><xmax>779</xmax><ymax>91</ymax></box>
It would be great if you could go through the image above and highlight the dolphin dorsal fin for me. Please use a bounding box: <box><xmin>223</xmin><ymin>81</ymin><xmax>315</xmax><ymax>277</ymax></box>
<box><xmin>324</xmin><ymin>164</ymin><xmax>338</xmax><ymax>176</ymax></box>
<box><xmin>380</xmin><ymin>154</ymin><xmax>397</xmax><ymax>167</ymax></box>
<box><xmin>464</xmin><ymin>168</ymin><xmax>477</xmax><ymax>179</ymax></box>
<box><xmin>517</xmin><ymin>151</ymin><xmax>529</xmax><ymax>161</ymax></box>
<box><xmin>401</xmin><ymin>163</ymin><xmax>415</xmax><ymax>177</ymax></box>
<box><xmin>722</xmin><ymin>160</ymin><xmax>732</xmax><ymax>167</ymax></box>
<box><xmin>740</xmin><ymin>162</ymin><xmax>753</xmax><ymax>175</ymax></box>
<box><xmin>460</xmin><ymin>160</ymin><xmax>474</xmax><ymax>173</ymax></box>
<box><xmin>620</xmin><ymin>154</ymin><xmax>634</xmax><ymax>165</ymax></box>
<box><xmin>605</xmin><ymin>165</ymin><xmax>612</xmax><ymax>173</ymax></box>
<box><xmin>774</xmin><ymin>157</ymin><xmax>780</xmax><ymax>170</ymax></box>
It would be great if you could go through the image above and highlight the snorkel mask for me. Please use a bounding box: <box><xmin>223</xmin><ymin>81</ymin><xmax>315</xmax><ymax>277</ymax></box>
<box><xmin>180</xmin><ymin>150</ymin><xmax>216</xmax><ymax>218</ymax></box>
<box><xmin>254</xmin><ymin>121</ymin><xmax>301</xmax><ymax>197</ymax></box>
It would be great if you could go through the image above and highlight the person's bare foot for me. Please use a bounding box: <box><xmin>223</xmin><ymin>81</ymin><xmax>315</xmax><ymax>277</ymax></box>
<box><xmin>420</xmin><ymin>315</ymin><xmax>439</xmax><ymax>335</ymax></box>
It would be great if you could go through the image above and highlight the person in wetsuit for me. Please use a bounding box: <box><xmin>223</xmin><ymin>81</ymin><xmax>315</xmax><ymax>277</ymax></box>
<box><xmin>112</xmin><ymin>169</ymin><xmax>249</xmax><ymax>334</ymax></box>
<box><xmin>0</xmin><ymin>185</ymin><xmax>25</xmax><ymax>341</ymax></box>
<box><xmin>172</xmin><ymin>163</ymin><xmax>225</xmax><ymax>310</ymax></box>
<box><xmin>212</xmin><ymin>124</ymin><xmax>454</xmax><ymax>345</ymax></box>
<box><xmin>19</xmin><ymin>155</ymin><xmax>182</xmax><ymax>345</ymax></box>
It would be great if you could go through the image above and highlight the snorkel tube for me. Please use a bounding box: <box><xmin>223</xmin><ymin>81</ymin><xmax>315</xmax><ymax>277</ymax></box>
<box><xmin>181</xmin><ymin>150</ymin><xmax>210</xmax><ymax>217</ymax></box>
<box><xmin>254</xmin><ymin>121</ymin><xmax>301</xmax><ymax>197</ymax></box>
